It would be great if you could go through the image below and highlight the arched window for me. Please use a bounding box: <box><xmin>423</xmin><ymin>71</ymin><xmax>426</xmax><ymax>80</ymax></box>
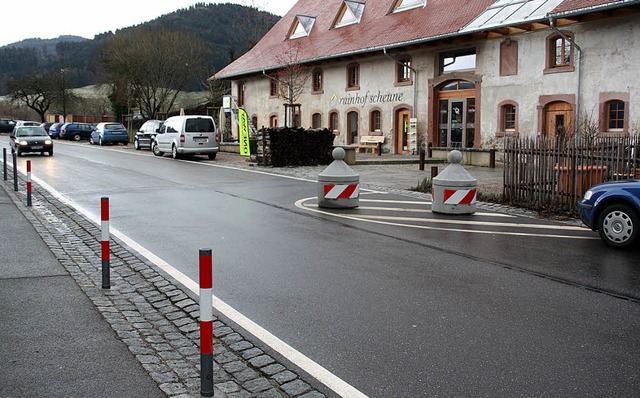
<box><xmin>269</xmin><ymin>115</ymin><xmax>278</xmax><ymax>128</ymax></box>
<box><xmin>312</xmin><ymin>113</ymin><xmax>322</xmax><ymax>129</ymax></box>
<box><xmin>497</xmin><ymin>101</ymin><xmax>518</xmax><ymax>137</ymax></box>
<box><xmin>606</xmin><ymin>100</ymin><xmax>625</xmax><ymax>130</ymax></box>
<box><xmin>370</xmin><ymin>110</ymin><xmax>382</xmax><ymax>132</ymax></box>
<box><xmin>252</xmin><ymin>116</ymin><xmax>258</xmax><ymax>130</ymax></box>
<box><xmin>545</xmin><ymin>31</ymin><xmax>574</xmax><ymax>73</ymax></box>
<box><xmin>329</xmin><ymin>111</ymin><xmax>339</xmax><ymax>134</ymax></box>
<box><xmin>270</xmin><ymin>79</ymin><xmax>278</xmax><ymax>97</ymax></box>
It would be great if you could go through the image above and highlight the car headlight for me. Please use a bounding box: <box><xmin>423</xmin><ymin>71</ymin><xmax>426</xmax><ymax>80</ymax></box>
<box><xmin>19</xmin><ymin>140</ymin><xmax>28</xmax><ymax>146</ymax></box>
<box><xmin>45</xmin><ymin>140</ymin><xmax>52</xmax><ymax>145</ymax></box>
<box><xmin>583</xmin><ymin>190</ymin><xmax>593</xmax><ymax>201</ymax></box>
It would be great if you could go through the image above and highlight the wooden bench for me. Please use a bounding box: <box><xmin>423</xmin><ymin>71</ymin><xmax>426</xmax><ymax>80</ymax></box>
<box><xmin>358</xmin><ymin>135</ymin><xmax>384</xmax><ymax>153</ymax></box>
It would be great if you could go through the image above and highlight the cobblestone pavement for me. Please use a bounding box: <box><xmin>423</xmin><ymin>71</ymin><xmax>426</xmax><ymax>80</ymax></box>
<box><xmin>2</xmin><ymin>170</ymin><xmax>328</xmax><ymax>398</ymax></box>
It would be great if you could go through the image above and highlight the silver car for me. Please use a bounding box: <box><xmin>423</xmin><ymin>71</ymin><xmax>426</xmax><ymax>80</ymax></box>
<box><xmin>152</xmin><ymin>115</ymin><xmax>220</xmax><ymax>160</ymax></box>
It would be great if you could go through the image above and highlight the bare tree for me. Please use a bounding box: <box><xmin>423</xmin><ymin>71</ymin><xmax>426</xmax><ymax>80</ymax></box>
<box><xmin>7</xmin><ymin>73</ymin><xmax>58</xmax><ymax>122</ymax></box>
<box><xmin>100</xmin><ymin>27</ymin><xmax>209</xmax><ymax>120</ymax></box>
<box><xmin>272</xmin><ymin>42</ymin><xmax>311</xmax><ymax>127</ymax></box>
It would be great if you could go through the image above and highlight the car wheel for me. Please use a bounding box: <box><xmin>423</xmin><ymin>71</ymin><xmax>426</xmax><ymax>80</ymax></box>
<box><xmin>598</xmin><ymin>204</ymin><xmax>639</xmax><ymax>248</ymax></box>
<box><xmin>172</xmin><ymin>145</ymin><xmax>180</xmax><ymax>159</ymax></box>
<box><xmin>208</xmin><ymin>152</ymin><xmax>217</xmax><ymax>160</ymax></box>
<box><xmin>152</xmin><ymin>142</ymin><xmax>164</xmax><ymax>156</ymax></box>
<box><xmin>73</xmin><ymin>134</ymin><xmax>81</xmax><ymax>141</ymax></box>
<box><xmin>134</xmin><ymin>138</ymin><xmax>140</xmax><ymax>150</ymax></box>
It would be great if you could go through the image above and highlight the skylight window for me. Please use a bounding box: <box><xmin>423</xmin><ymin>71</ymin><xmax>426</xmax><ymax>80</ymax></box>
<box><xmin>391</xmin><ymin>0</ymin><xmax>427</xmax><ymax>13</ymax></box>
<box><xmin>288</xmin><ymin>15</ymin><xmax>316</xmax><ymax>39</ymax></box>
<box><xmin>334</xmin><ymin>1</ymin><xmax>365</xmax><ymax>29</ymax></box>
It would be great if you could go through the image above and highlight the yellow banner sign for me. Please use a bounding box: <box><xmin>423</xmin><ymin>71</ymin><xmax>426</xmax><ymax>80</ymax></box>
<box><xmin>238</xmin><ymin>108</ymin><xmax>250</xmax><ymax>157</ymax></box>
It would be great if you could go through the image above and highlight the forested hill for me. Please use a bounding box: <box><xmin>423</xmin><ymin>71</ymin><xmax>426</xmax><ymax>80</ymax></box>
<box><xmin>0</xmin><ymin>3</ymin><xmax>280</xmax><ymax>95</ymax></box>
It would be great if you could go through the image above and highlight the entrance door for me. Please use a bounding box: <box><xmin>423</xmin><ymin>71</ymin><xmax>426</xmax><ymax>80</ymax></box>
<box><xmin>396</xmin><ymin>109</ymin><xmax>411</xmax><ymax>154</ymax></box>
<box><xmin>347</xmin><ymin>111</ymin><xmax>358</xmax><ymax>145</ymax></box>
<box><xmin>436</xmin><ymin>81</ymin><xmax>476</xmax><ymax>148</ymax></box>
<box><xmin>545</xmin><ymin>101</ymin><xmax>573</xmax><ymax>141</ymax></box>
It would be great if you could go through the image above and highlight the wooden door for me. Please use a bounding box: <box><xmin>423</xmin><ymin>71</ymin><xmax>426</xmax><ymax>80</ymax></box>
<box><xmin>545</xmin><ymin>101</ymin><xmax>573</xmax><ymax>141</ymax></box>
<box><xmin>396</xmin><ymin>109</ymin><xmax>411</xmax><ymax>154</ymax></box>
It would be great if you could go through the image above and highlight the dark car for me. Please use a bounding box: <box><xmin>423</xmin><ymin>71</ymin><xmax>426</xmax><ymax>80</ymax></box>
<box><xmin>134</xmin><ymin>119</ymin><xmax>163</xmax><ymax>150</ymax></box>
<box><xmin>48</xmin><ymin>122</ymin><xmax>64</xmax><ymax>138</ymax></box>
<box><xmin>10</xmin><ymin>126</ymin><xmax>54</xmax><ymax>156</ymax></box>
<box><xmin>59</xmin><ymin>122</ymin><xmax>95</xmax><ymax>141</ymax></box>
<box><xmin>0</xmin><ymin>118</ymin><xmax>16</xmax><ymax>133</ymax></box>
<box><xmin>40</xmin><ymin>122</ymin><xmax>55</xmax><ymax>132</ymax></box>
<box><xmin>578</xmin><ymin>179</ymin><xmax>640</xmax><ymax>248</ymax></box>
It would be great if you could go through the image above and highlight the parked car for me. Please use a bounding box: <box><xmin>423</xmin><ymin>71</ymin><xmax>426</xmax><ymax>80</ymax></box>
<box><xmin>9</xmin><ymin>126</ymin><xmax>54</xmax><ymax>156</ymax></box>
<box><xmin>59</xmin><ymin>122</ymin><xmax>95</xmax><ymax>141</ymax></box>
<box><xmin>48</xmin><ymin>122</ymin><xmax>63</xmax><ymax>138</ymax></box>
<box><xmin>91</xmin><ymin>122</ymin><xmax>129</xmax><ymax>145</ymax></box>
<box><xmin>0</xmin><ymin>118</ymin><xmax>16</xmax><ymax>133</ymax></box>
<box><xmin>578</xmin><ymin>179</ymin><xmax>640</xmax><ymax>248</ymax></box>
<box><xmin>152</xmin><ymin>115</ymin><xmax>219</xmax><ymax>160</ymax></box>
<box><xmin>40</xmin><ymin>122</ymin><xmax>55</xmax><ymax>132</ymax></box>
<box><xmin>134</xmin><ymin>119</ymin><xmax>163</xmax><ymax>150</ymax></box>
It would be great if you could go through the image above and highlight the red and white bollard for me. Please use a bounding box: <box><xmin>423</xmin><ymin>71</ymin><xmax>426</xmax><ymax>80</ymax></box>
<box><xmin>26</xmin><ymin>160</ymin><xmax>32</xmax><ymax>207</ymax></box>
<box><xmin>101</xmin><ymin>197</ymin><xmax>110</xmax><ymax>289</ymax></box>
<box><xmin>199</xmin><ymin>248</ymin><xmax>214</xmax><ymax>397</ymax></box>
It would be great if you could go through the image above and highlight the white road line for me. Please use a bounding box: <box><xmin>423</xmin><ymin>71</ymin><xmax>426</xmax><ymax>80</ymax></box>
<box><xmin>22</xmin><ymin>171</ymin><xmax>368</xmax><ymax>398</ymax></box>
<box><xmin>295</xmin><ymin>197</ymin><xmax>595</xmax><ymax>240</ymax></box>
<box><xmin>313</xmin><ymin>204</ymin><xmax>515</xmax><ymax>218</ymax></box>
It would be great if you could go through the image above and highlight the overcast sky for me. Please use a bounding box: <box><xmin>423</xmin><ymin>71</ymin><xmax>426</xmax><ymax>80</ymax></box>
<box><xmin>0</xmin><ymin>0</ymin><xmax>297</xmax><ymax>47</ymax></box>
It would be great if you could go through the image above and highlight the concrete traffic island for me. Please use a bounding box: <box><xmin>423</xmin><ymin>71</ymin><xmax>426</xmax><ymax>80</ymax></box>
<box><xmin>317</xmin><ymin>147</ymin><xmax>360</xmax><ymax>208</ymax></box>
<box><xmin>432</xmin><ymin>150</ymin><xmax>478</xmax><ymax>215</ymax></box>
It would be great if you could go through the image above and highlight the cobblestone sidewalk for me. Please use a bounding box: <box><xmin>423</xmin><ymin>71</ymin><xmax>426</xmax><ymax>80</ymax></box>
<box><xmin>2</xmin><ymin>175</ymin><xmax>327</xmax><ymax>398</ymax></box>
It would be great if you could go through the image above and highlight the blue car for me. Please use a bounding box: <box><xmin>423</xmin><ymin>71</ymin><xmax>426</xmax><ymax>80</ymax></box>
<box><xmin>91</xmin><ymin>122</ymin><xmax>129</xmax><ymax>145</ymax></box>
<box><xmin>578</xmin><ymin>179</ymin><xmax>640</xmax><ymax>248</ymax></box>
<box><xmin>48</xmin><ymin>122</ymin><xmax>63</xmax><ymax>138</ymax></box>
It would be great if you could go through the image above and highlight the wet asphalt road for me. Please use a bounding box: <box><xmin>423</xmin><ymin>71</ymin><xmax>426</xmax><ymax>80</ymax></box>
<box><xmin>3</xmin><ymin>137</ymin><xmax>639</xmax><ymax>397</ymax></box>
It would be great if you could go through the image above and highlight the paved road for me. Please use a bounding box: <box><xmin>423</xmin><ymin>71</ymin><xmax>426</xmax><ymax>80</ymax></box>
<box><xmin>2</xmin><ymin>137</ymin><xmax>640</xmax><ymax>397</ymax></box>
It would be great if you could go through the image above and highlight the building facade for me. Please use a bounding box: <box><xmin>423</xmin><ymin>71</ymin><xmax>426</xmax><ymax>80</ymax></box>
<box><xmin>215</xmin><ymin>0</ymin><xmax>640</xmax><ymax>155</ymax></box>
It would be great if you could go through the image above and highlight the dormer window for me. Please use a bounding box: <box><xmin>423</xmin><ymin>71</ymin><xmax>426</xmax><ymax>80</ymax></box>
<box><xmin>333</xmin><ymin>1</ymin><xmax>365</xmax><ymax>29</ymax></box>
<box><xmin>288</xmin><ymin>15</ymin><xmax>316</xmax><ymax>39</ymax></box>
<box><xmin>390</xmin><ymin>0</ymin><xmax>426</xmax><ymax>13</ymax></box>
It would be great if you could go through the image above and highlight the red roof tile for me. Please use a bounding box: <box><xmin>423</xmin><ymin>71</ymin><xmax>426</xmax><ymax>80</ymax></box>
<box><xmin>215</xmin><ymin>0</ymin><xmax>496</xmax><ymax>79</ymax></box>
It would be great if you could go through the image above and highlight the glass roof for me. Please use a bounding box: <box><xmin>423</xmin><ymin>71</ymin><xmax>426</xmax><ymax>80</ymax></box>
<box><xmin>462</xmin><ymin>0</ymin><xmax>564</xmax><ymax>31</ymax></box>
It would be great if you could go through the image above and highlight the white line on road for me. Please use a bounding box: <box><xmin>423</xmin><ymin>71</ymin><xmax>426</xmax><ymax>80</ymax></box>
<box><xmin>295</xmin><ymin>197</ymin><xmax>595</xmax><ymax>240</ymax></box>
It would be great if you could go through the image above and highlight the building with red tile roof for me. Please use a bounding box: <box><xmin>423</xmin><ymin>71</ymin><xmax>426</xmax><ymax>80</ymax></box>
<box><xmin>215</xmin><ymin>0</ymin><xmax>640</xmax><ymax>155</ymax></box>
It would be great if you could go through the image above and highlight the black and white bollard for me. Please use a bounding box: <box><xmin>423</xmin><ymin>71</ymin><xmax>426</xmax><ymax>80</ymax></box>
<box><xmin>317</xmin><ymin>147</ymin><xmax>360</xmax><ymax>209</ymax></box>
<box><xmin>199</xmin><ymin>248</ymin><xmax>214</xmax><ymax>397</ymax></box>
<box><xmin>101</xmin><ymin>197</ymin><xmax>111</xmax><ymax>289</ymax></box>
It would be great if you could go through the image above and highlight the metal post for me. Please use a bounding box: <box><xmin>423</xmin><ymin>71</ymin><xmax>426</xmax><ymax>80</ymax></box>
<box><xmin>3</xmin><ymin>148</ymin><xmax>6</xmax><ymax>181</ymax></box>
<box><xmin>427</xmin><ymin>142</ymin><xmax>433</xmax><ymax>158</ymax></box>
<box><xmin>490</xmin><ymin>149</ymin><xmax>496</xmax><ymax>169</ymax></box>
<box><xmin>419</xmin><ymin>149</ymin><xmax>425</xmax><ymax>171</ymax></box>
<box><xmin>199</xmin><ymin>248</ymin><xmax>214</xmax><ymax>397</ymax></box>
<box><xmin>431</xmin><ymin>166</ymin><xmax>438</xmax><ymax>180</ymax></box>
<box><xmin>26</xmin><ymin>160</ymin><xmax>32</xmax><ymax>207</ymax></box>
<box><xmin>12</xmin><ymin>151</ymin><xmax>17</xmax><ymax>192</ymax></box>
<box><xmin>101</xmin><ymin>197</ymin><xmax>111</xmax><ymax>289</ymax></box>
<box><xmin>377</xmin><ymin>142</ymin><xmax>382</xmax><ymax>157</ymax></box>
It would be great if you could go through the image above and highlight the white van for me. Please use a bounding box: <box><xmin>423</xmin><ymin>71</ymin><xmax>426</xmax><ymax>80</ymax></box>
<box><xmin>152</xmin><ymin>115</ymin><xmax>220</xmax><ymax>160</ymax></box>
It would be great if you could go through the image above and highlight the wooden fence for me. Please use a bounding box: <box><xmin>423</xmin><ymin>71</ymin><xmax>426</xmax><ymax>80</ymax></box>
<box><xmin>503</xmin><ymin>135</ymin><xmax>639</xmax><ymax>213</ymax></box>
